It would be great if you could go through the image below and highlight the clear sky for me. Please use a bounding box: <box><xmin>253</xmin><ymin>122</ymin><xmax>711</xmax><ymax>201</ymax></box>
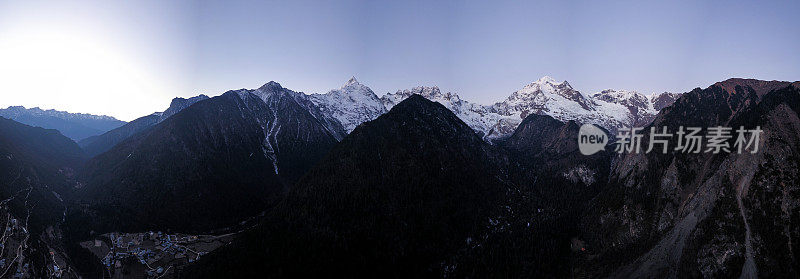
<box><xmin>1</xmin><ymin>0</ymin><xmax>798</xmax><ymax>121</ymax></box>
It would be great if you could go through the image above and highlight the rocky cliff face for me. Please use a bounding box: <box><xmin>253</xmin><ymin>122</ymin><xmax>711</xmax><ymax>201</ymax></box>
<box><xmin>577</xmin><ymin>79</ymin><xmax>800</xmax><ymax>278</ymax></box>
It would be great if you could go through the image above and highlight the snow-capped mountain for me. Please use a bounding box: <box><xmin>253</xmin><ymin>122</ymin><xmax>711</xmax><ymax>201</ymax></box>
<box><xmin>489</xmin><ymin>76</ymin><xmax>631</xmax><ymax>137</ymax></box>
<box><xmin>378</xmin><ymin>77</ymin><xmax>679</xmax><ymax>140</ymax></box>
<box><xmin>309</xmin><ymin>77</ymin><xmax>387</xmax><ymax>133</ymax></box>
<box><xmin>650</xmin><ymin>91</ymin><xmax>682</xmax><ymax>110</ymax></box>
<box><xmin>591</xmin><ymin>89</ymin><xmax>657</xmax><ymax>127</ymax></box>
<box><xmin>381</xmin><ymin>86</ymin><xmax>512</xmax><ymax>139</ymax></box>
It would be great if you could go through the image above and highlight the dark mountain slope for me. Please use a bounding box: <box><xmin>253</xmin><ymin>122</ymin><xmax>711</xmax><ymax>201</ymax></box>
<box><xmin>727</xmin><ymin>85</ymin><xmax>800</xmax><ymax>278</ymax></box>
<box><xmin>245</xmin><ymin>82</ymin><xmax>347</xmax><ymax>183</ymax></box>
<box><xmin>0</xmin><ymin>117</ymin><xmax>85</xmax><ymax>225</ymax></box>
<box><xmin>77</xmin><ymin>92</ymin><xmax>279</xmax><ymax>233</ymax></box>
<box><xmin>577</xmin><ymin>81</ymin><xmax>800</xmax><ymax>278</ymax></box>
<box><xmin>78</xmin><ymin>95</ymin><xmax>209</xmax><ymax>158</ymax></box>
<box><xmin>449</xmin><ymin>114</ymin><xmax>612</xmax><ymax>278</ymax></box>
<box><xmin>183</xmin><ymin>95</ymin><xmax>513</xmax><ymax>278</ymax></box>
<box><xmin>78</xmin><ymin>113</ymin><xmax>160</xmax><ymax>158</ymax></box>
<box><xmin>76</xmin><ymin>89</ymin><xmax>340</xmax><ymax>233</ymax></box>
<box><xmin>249</xmin><ymin>81</ymin><xmax>347</xmax><ymax>141</ymax></box>
<box><xmin>501</xmin><ymin>114</ymin><xmax>611</xmax><ymax>216</ymax></box>
<box><xmin>0</xmin><ymin>118</ymin><xmax>89</xmax><ymax>277</ymax></box>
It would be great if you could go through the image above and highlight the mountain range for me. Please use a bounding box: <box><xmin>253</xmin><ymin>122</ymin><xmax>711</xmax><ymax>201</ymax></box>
<box><xmin>5</xmin><ymin>76</ymin><xmax>677</xmax><ymax>151</ymax></box>
<box><xmin>0</xmin><ymin>76</ymin><xmax>796</xmax><ymax>278</ymax></box>
<box><xmin>0</xmin><ymin>106</ymin><xmax>125</xmax><ymax>141</ymax></box>
<box><xmin>179</xmin><ymin>78</ymin><xmax>799</xmax><ymax>278</ymax></box>
<box><xmin>380</xmin><ymin>76</ymin><xmax>680</xmax><ymax>140</ymax></box>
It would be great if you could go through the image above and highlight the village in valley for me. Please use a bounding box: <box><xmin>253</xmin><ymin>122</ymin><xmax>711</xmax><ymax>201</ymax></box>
<box><xmin>80</xmin><ymin>231</ymin><xmax>235</xmax><ymax>278</ymax></box>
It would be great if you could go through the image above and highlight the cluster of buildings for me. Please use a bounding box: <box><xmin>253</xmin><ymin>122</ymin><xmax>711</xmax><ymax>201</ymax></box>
<box><xmin>98</xmin><ymin>231</ymin><xmax>205</xmax><ymax>277</ymax></box>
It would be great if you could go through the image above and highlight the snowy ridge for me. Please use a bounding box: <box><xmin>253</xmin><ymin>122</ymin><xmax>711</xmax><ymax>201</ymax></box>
<box><xmin>591</xmin><ymin>89</ymin><xmax>658</xmax><ymax>128</ymax></box>
<box><xmin>220</xmin><ymin>76</ymin><xmax>679</xmax><ymax>144</ymax></box>
<box><xmin>376</xmin><ymin>77</ymin><xmax>679</xmax><ymax>140</ymax></box>
<box><xmin>0</xmin><ymin>106</ymin><xmax>122</xmax><ymax>122</ymax></box>
<box><xmin>650</xmin><ymin>91</ymin><xmax>683</xmax><ymax>111</ymax></box>
<box><xmin>490</xmin><ymin>76</ymin><xmax>631</xmax><ymax>138</ymax></box>
<box><xmin>381</xmin><ymin>86</ymin><xmax>510</xmax><ymax>139</ymax></box>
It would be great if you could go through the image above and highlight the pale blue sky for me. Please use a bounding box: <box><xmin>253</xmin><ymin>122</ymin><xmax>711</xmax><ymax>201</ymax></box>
<box><xmin>1</xmin><ymin>0</ymin><xmax>798</xmax><ymax>121</ymax></box>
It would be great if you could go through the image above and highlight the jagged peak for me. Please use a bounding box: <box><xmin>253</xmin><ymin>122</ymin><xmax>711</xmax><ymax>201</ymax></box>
<box><xmin>258</xmin><ymin>81</ymin><xmax>284</xmax><ymax>91</ymax></box>
<box><xmin>395</xmin><ymin>86</ymin><xmax>448</xmax><ymax>100</ymax></box>
<box><xmin>649</xmin><ymin>91</ymin><xmax>678</xmax><ymax>100</ymax></box>
<box><xmin>520</xmin><ymin>76</ymin><xmax>573</xmax><ymax>93</ymax></box>
<box><xmin>391</xmin><ymin>86</ymin><xmax>441</xmax><ymax>95</ymax></box>
<box><xmin>593</xmin><ymin>89</ymin><xmax>644</xmax><ymax>99</ymax></box>
<box><xmin>169</xmin><ymin>94</ymin><xmax>209</xmax><ymax>104</ymax></box>
<box><xmin>344</xmin><ymin>76</ymin><xmax>359</xmax><ymax>87</ymax></box>
<box><xmin>537</xmin><ymin>76</ymin><xmax>558</xmax><ymax>84</ymax></box>
<box><xmin>338</xmin><ymin>76</ymin><xmax>374</xmax><ymax>94</ymax></box>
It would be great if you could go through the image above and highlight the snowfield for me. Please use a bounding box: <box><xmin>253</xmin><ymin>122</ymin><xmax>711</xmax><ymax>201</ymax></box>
<box><xmin>307</xmin><ymin>76</ymin><xmax>679</xmax><ymax>141</ymax></box>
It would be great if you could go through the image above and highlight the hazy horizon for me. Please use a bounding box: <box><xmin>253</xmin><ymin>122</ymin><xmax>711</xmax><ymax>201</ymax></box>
<box><xmin>1</xmin><ymin>0</ymin><xmax>799</xmax><ymax>121</ymax></box>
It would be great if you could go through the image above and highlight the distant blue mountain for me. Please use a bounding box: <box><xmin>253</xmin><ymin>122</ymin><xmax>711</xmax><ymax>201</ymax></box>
<box><xmin>0</xmin><ymin>106</ymin><xmax>126</xmax><ymax>141</ymax></box>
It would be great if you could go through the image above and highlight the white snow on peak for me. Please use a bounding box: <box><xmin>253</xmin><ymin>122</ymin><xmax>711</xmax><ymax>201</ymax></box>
<box><xmin>593</xmin><ymin>89</ymin><xmax>647</xmax><ymax>104</ymax></box>
<box><xmin>373</xmin><ymin>76</ymin><xmax>674</xmax><ymax>141</ymax></box>
<box><xmin>381</xmin><ymin>87</ymin><xmax>511</xmax><ymax>139</ymax></box>
<box><xmin>308</xmin><ymin>77</ymin><xmax>387</xmax><ymax>133</ymax></box>
<box><xmin>344</xmin><ymin>76</ymin><xmax>359</xmax><ymax>87</ymax></box>
<box><xmin>262</xmin><ymin>75</ymin><xmax>680</xmax><ymax>143</ymax></box>
<box><xmin>537</xmin><ymin>75</ymin><xmax>557</xmax><ymax>83</ymax></box>
<box><xmin>594</xmin><ymin>89</ymin><xmax>648</xmax><ymax>107</ymax></box>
